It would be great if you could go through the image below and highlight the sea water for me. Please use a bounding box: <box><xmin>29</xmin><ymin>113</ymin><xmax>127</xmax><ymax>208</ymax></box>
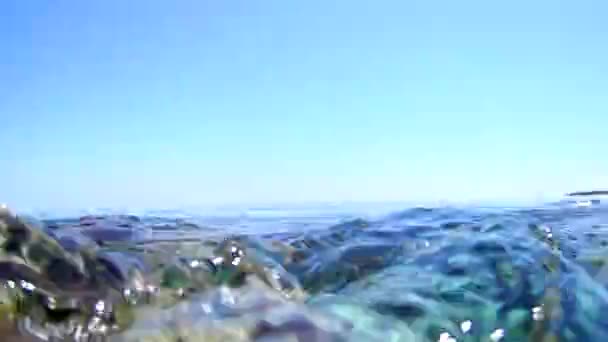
<box><xmin>1</xmin><ymin>202</ymin><xmax>608</xmax><ymax>341</ymax></box>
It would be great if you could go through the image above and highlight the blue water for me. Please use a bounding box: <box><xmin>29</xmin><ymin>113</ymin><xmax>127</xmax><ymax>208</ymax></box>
<box><xmin>2</xmin><ymin>202</ymin><xmax>608</xmax><ymax>341</ymax></box>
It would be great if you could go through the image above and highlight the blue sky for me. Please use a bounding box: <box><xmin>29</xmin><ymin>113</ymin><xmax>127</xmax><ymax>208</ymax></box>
<box><xmin>1</xmin><ymin>0</ymin><xmax>607</xmax><ymax>212</ymax></box>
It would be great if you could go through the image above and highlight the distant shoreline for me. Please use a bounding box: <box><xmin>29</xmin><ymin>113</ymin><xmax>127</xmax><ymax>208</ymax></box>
<box><xmin>566</xmin><ymin>191</ymin><xmax>608</xmax><ymax>196</ymax></box>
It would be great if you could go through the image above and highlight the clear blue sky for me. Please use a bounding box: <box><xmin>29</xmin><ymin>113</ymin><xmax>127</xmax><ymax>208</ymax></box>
<box><xmin>1</xmin><ymin>0</ymin><xmax>607</xmax><ymax>212</ymax></box>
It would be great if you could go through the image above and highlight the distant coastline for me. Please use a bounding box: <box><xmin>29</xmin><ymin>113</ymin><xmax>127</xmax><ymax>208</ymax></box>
<box><xmin>566</xmin><ymin>191</ymin><xmax>608</xmax><ymax>196</ymax></box>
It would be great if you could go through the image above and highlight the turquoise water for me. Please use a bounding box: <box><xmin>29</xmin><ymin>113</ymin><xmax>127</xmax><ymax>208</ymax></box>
<box><xmin>2</xmin><ymin>203</ymin><xmax>608</xmax><ymax>341</ymax></box>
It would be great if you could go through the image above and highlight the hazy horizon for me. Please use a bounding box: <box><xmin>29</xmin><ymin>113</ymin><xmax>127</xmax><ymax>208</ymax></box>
<box><xmin>2</xmin><ymin>1</ymin><xmax>608</xmax><ymax>211</ymax></box>
<box><xmin>18</xmin><ymin>196</ymin><xmax>575</xmax><ymax>219</ymax></box>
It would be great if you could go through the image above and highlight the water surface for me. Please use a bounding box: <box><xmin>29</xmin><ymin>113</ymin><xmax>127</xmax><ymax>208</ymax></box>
<box><xmin>2</xmin><ymin>203</ymin><xmax>608</xmax><ymax>341</ymax></box>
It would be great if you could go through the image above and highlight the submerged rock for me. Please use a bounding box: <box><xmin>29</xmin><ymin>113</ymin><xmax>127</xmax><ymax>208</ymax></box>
<box><xmin>2</xmin><ymin>204</ymin><xmax>608</xmax><ymax>341</ymax></box>
<box><xmin>209</xmin><ymin>238</ymin><xmax>306</xmax><ymax>300</ymax></box>
<box><xmin>0</xmin><ymin>208</ymin><xmax>141</xmax><ymax>339</ymax></box>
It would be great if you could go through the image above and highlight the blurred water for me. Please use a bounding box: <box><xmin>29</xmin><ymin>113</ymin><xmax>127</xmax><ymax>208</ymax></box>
<box><xmin>2</xmin><ymin>201</ymin><xmax>608</xmax><ymax>341</ymax></box>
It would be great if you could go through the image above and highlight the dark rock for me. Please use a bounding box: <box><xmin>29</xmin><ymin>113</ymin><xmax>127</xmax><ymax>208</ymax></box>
<box><xmin>567</xmin><ymin>190</ymin><xmax>608</xmax><ymax>196</ymax></box>
<box><xmin>46</xmin><ymin>257</ymin><xmax>86</xmax><ymax>287</ymax></box>
<box><xmin>79</xmin><ymin>216</ymin><xmax>100</xmax><ymax>226</ymax></box>
<box><xmin>253</xmin><ymin>315</ymin><xmax>343</xmax><ymax>342</ymax></box>
<box><xmin>81</xmin><ymin>228</ymin><xmax>134</xmax><ymax>243</ymax></box>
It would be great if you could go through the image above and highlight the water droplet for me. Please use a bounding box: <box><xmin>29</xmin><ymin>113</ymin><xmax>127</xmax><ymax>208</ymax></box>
<box><xmin>532</xmin><ymin>306</ymin><xmax>544</xmax><ymax>320</ymax></box>
<box><xmin>460</xmin><ymin>320</ymin><xmax>472</xmax><ymax>333</ymax></box>
<box><xmin>438</xmin><ymin>332</ymin><xmax>456</xmax><ymax>342</ymax></box>
<box><xmin>232</xmin><ymin>257</ymin><xmax>242</xmax><ymax>266</ymax></box>
<box><xmin>95</xmin><ymin>301</ymin><xmax>105</xmax><ymax>314</ymax></box>
<box><xmin>20</xmin><ymin>280</ymin><xmax>35</xmax><ymax>291</ymax></box>
<box><xmin>490</xmin><ymin>328</ymin><xmax>504</xmax><ymax>341</ymax></box>
<box><xmin>47</xmin><ymin>297</ymin><xmax>57</xmax><ymax>310</ymax></box>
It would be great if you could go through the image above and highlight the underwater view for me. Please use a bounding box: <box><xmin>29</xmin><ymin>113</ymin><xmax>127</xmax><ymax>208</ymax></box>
<box><xmin>2</xmin><ymin>200</ymin><xmax>608</xmax><ymax>341</ymax></box>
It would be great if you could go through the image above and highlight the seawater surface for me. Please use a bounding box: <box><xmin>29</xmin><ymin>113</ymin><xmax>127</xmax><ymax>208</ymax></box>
<box><xmin>2</xmin><ymin>203</ymin><xmax>608</xmax><ymax>341</ymax></box>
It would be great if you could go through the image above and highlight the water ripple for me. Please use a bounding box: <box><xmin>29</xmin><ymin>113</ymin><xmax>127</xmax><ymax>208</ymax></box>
<box><xmin>1</xmin><ymin>205</ymin><xmax>608</xmax><ymax>340</ymax></box>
